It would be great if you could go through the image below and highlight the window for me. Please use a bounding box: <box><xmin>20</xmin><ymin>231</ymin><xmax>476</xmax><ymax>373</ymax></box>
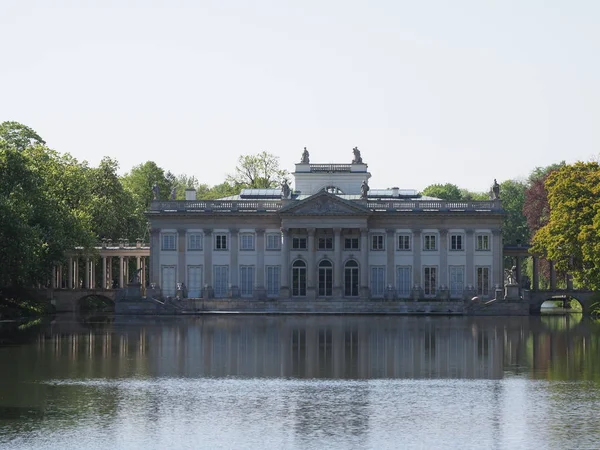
<box><xmin>477</xmin><ymin>234</ymin><xmax>490</xmax><ymax>251</ymax></box>
<box><xmin>397</xmin><ymin>234</ymin><xmax>411</xmax><ymax>251</ymax></box>
<box><xmin>318</xmin><ymin>260</ymin><xmax>333</xmax><ymax>296</ymax></box>
<box><xmin>187</xmin><ymin>265</ymin><xmax>203</xmax><ymax>298</ymax></box>
<box><xmin>344</xmin><ymin>237</ymin><xmax>359</xmax><ymax>249</ymax></box>
<box><xmin>450</xmin><ymin>234</ymin><xmax>463</xmax><ymax>251</ymax></box>
<box><xmin>318</xmin><ymin>237</ymin><xmax>333</xmax><ymax>250</ymax></box>
<box><xmin>240</xmin><ymin>233</ymin><xmax>255</xmax><ymax>251</ymax></box>
<box><xmin>449</xmin><ymin>266</ymin><xmax>464</xmax><ymax>298</ymax></box>
<box><xmin>266</xmin><ymin>233</ymin><xmax>281</xmax><ymax>250</ymax></box>
<box><xmin>370</xmin><ymin>266</ymin><xmax>385</xmax><ymax>297</ymax></box>
<box><xmin>215</xmin><ymin>233</ymin><xmax>228</xmax><ymax>250</ymax></box>
<box><xmin>161</xmin><ymin>233</ymin><xmax>176</xmax><ymax>251</ymax></box>
<box><xmin>477</xmin><ymin>267</ymin><xmax>490</xmax><ymax>296</ymax></box>
<box><xmin>424</xmin><ymin>234</ymin><xmax>437</xmax><ymax>251</ymax></box>
<box><xmin>344</xmin><ymin>260</ymin><xmax>359</xmax><ymax>297</ymax></box>
<box><xmin>292</xmin><ymin>237</ymin><xmax>307</xmax><ymax>250</ymax></box>
<box><xmin>240</xmin><ymin>266</ymin><xmax>255</xmax><ymax>297</ymax></box>
<box><xmin>292</xmin><ymin>260</ymin><xmax>307</xmax><ymax>296</ymax></box>
<box><xmin>424</xmin><ymin>266</ymin><xmax>437</xmax><ymax>297</ymax></box>
<box><xmin>188</xmin><ymin>233</ymin><xmax>203</xmax><ymax>251</ymax></box>
<box><xmin>371</xmin><ymin>234</ymin><xmax>384</xmax><ymax>250</ymax></box>
<box><xmin>266</xmin><ymin>266</ymin><xmax>280</xmax><ymax>296</ymax></box>
<box><xmin>396</xmin><ymin>266</ymin><xmax>411</xmax><ymax>298</ymax></box>
<box><xmin>213</xmin><ymin>265</ymin><xmax>228</xmax><ymax>297</ymax></box>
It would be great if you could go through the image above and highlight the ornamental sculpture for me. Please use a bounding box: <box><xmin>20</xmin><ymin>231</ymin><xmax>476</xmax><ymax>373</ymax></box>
<box><xmin>300</xmin><ymin>147</ymin><xmax>310</xmax><ymax>164</ymax></box>
<box><xmin>360</xmin><ymin>179</ymin><xmax>370</xmax><ymax>199</ymax></box>
<box><xmin>352</xmin><ymin>147</ymin><xmax>363</xmax><ymax>164</ymax></box>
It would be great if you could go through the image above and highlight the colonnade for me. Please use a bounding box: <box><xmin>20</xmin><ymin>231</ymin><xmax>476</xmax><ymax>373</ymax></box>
<box><xmin>51</xmin><ymin>248</ymin><xmax>149</xmax><ymax>290</ymax></box>
<box><xmin>509</xmin><ymin>254</ymin><xmax>574</xmax><ymax>291</ymax></box>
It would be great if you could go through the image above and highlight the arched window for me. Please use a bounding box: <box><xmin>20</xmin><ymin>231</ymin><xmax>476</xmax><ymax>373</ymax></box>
<box><xmin>344</xmin><ymin>260</ymin><xmax>359</xmax><ymax>297</ymax></box>
<box><xmin>292</xmin><ymin>260</ymin><xmax>307</xmax><ymax>297</ymax></box>
<box><xmin>318</xmin><ymin>259</ymin><xmax>333</xmax><ymax>297</ymax></box>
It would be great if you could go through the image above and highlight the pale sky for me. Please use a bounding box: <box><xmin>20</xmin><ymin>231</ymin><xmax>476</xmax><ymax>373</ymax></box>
<box><xmin>2</xmin><ymin>0</ymin><xmax>599</xmax><ymax>192</ymax></box>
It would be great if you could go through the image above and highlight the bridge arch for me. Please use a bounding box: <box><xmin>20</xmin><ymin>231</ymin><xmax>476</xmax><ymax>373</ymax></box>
<box><xmin>77</xmin><ymin>294</ymin><xmax>115</xmax><ymax>312</ymax></box>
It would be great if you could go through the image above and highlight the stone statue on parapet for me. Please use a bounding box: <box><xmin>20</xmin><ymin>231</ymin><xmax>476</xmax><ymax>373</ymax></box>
<box><xmin>152</xmin><ymin>183</ymin><xmax>160</xmax><ymax>200</ymax></box>
<box><xmin>170</xmin><ymin>187</ymin><xmax>177</xmax><ymax>200</ymax></box>
<box><xmin>360</xmin><ymin>179</ymin><xmax>370</xmax><ymax>199</ymax></box>
<box><xmin>491</xmin><ymin>179</ymin><xmax>500</xmax><ymax>200</ymax></box>
<box><xmin>352</xmin><ymin>147</ymin><xmax>363</xmax><ymax>164</ymax></box>
<box><xmin>281</xmin><ymin>179</ymin><xmax>291</xmax><ymax>199</ymax></box>
<box><xmin>505</xmin><ymin>266</ymin><xmax>518</xmax><ymax>285</ymax></box>
<box><xmin>300</xmin><ymin>147</ymin><xmax>310</xmax><ymax>163</ymax></box>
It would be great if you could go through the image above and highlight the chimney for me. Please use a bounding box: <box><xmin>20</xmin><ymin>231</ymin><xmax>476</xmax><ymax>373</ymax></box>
<box><xmin>185</xmin><ymin>188</ymin><xmax>197</xmax><ymax>200</ymax></box>
<box><xmin>392</xmin><ymin>187</ymin><xmax>400</xmax><ymax>197</ymax></box>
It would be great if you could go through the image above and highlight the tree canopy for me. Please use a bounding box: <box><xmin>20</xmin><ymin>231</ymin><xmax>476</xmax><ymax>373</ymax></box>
<box><xmin>226</xmin><ymin>151</ymin><xmax>288</xmax><ymax>189</ymax></box>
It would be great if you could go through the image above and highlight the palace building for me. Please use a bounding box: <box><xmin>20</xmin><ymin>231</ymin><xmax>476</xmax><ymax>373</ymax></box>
<box><xmin>146</xmin><ymin>148</ymin><xmax>504</xmax><ymax>302</ymax></box>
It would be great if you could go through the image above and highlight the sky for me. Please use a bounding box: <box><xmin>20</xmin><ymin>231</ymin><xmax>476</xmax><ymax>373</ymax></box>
<box><xmin>2</xmin><ymin>0</ymin><xmax>599</xmax><ymax>193</ymax></box>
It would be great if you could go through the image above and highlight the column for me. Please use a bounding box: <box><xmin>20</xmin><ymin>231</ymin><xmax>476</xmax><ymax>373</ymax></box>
<box><xmin>203</xmin><ymin>229</ymin><xmax>213</xmax><ymax>298</ymax></box>
<box><xmin>108</xmin><ymin>256</ymin><xmax>113</xmax><ymax>288</ymax></box>
<box><xmin>119</xmin><ymin>255</ymin><xmax>124</xmax><ymax>288</ymax></box>
<box><xmin>52</xmin><ymin>266</ymin><xmax>58</xmax><ymax>289</ymax></box>
<box><xmin>90</xmin><ymin>259</ymin><xmax>95</xmax><ymax>288</ymax></box>
<box><xmin>386</xmin><ymin>228</ymin><xmax>396</xmax><ymax>299</ymax></box>
<box><xmin>85</xmin><ymin>258</ymin><xmax>90</xmax><ymax>289</ymax></box>
<box><xmin>549</xmin><ymin>260</ymin><xmax>556</xmax><ymax>290</ymax></box>
<box><xmin>102</xmin><ymin>256</ymin><xmax>107</xmax><ymax>289</ymax></box>
<box><xmin>68</xmin><ymin>257</ymin><xmax>73</xmax><ymax>289</ymax></box>
<box><xmin>150</xmin><ymin>228</ymin><xmax>160</xmax><ymax>286</ymax></box>
<box><xmin>515</xmin><ymin>257</ymin><xmax>522</xmax><ymax>286</ymax></box>
<box><xmin>280</xmin><ymin>228</ymin><xmax>290</xmax><ymax>298</ymax></box>
<box><xmin>360</xmin><ymin>228</ymin><xmax>369</xmax><ymax>299</ymax></box>
<box><xmin>492</xmin><ymin>228</ymin><xmax>503</xmax><ymax>289</ymax></box>
<box><xmin>532</xmin><ymin>256</ymin><xmax>539</xmax><ymax>290</ymax></box>
<box><xmin>255</xmin><ymin>229</ymin><xmax>265</xmax><ymax>299</ymax></box>
<box><xmin>74</xmin><ymin>257</ymin><xmax>79</xmax><ymax>288</ymax></box>
<box><xmin>229</xmin><ymin>229</ymin><xmax>239</xmax><ymax>297</ymax></box>
<box><xmin>333</xmin><ymin>227</ymin><xmax>342</xmax><ymax>298</ymax></box>
<box><xmin>306</xmin><ymin>228</ymin><xmax>316</xmax><ymax>300</ymax></box>
<box><xmin>439</xmin><ymin>229</ymin><xmax>448</xmax><ymax>298</ymax></box>
<box><xmin>465</xmin><ymin>229</ymin><xmax>475</xmax><ymax>296</ymax></box>
<box><xmin>177</xmin><ymin>229</ymin><xmax>186</xmax><ymax>285</ymax></box>
<box><xmin>412</xmin><ymin>229</ymin><xmax>422</xmax><ymax>290</ymax></box>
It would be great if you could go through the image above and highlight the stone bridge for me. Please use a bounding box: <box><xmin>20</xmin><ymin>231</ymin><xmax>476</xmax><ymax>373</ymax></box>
<box><xmin>43</xmin><ymin>288</ymin><xmax>120</xmax><ymax>313</ymax></box>
<box><xmin>526</xmin><ymin>289</ymin><xmax>598</xmax><ymax>315</ymax></box>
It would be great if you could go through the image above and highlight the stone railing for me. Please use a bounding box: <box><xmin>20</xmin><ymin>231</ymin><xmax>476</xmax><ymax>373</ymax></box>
<box><xmin>149</xmin><ymin>199</ymin><xmax>502</xmax><ymax>213</ymax></box>
<box><xmin>366</xmin><ymin>200</ymin><xmax>501</xmax><ymax>212</ymax></box>
<box><xmin>310</xmin><ymin>164</ymin><xmax>352</xmax><ymax>172</ymax></box>
<box><xmin>149</xmin><ymin>200</ymin><xmax>284</xmax><ymax>213</ymax></box>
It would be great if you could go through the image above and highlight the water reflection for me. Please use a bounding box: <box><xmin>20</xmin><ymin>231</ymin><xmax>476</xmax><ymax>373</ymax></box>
<box><xmin>3</xmin><ymin>315</ymin><xmax>599</xmax><ymax>381</ymax></box>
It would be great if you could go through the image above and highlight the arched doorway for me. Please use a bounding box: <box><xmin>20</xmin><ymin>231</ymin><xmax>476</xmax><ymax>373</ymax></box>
<box><xmin>318</xmin><ymin>259</ymin><xmax>333</xmax><ymax>297</ymax></box>
<box><xmin>292</xmin><ymin>260</ymin><xmax>307</xmax><ymax>297</ymax></box>
<box><xmin>344</xmin><ymin>260</ymin><xmax>359</xmax><ymax>297</ymax></box>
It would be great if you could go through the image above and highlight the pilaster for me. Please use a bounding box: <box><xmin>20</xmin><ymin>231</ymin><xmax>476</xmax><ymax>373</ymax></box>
<box><xmin>333</xmin><ymin>227</ymin><xmax>342</xmax><ymax>298</ymax></box>
<box><xmin>177</xmin><ymin>228</ymin><xmax>186</xmax><ymax>285</ymax></box>
<box><xmin>255</xmin><ymin>228</ymin><xmax>266</xmax><ymax>300</ymax></box>
<box><xmin>492</xmin><ymin>228</ymin><xmax>503</xmax><ymax>289</ymax></box>
<box><xmin>360</xmin><ymin>228</ymin><xmax>369</xmax><ymax>299</ymax></box>
<box><xmin>229</xmin><ymin>228</ymin><xmax>239</xmax><ymax>298</ymax></box>
<box><xmin>439</xmin><ymin>229</ymin><xmax>448</xmax><ymax>299</ymax></box>
<box><xmin>385</xmin><ymin>228</ymin><xmax>396</xmax><ymax>300</ymax></box>
<box><xmin>280</xmin><ymin>228</ymin><xmax>290</xmax><ymax>298</ymax></box>
<box><xmin>202</xmin><ymin>228</ymin><xmax>213</xmax><ymax>298</ymax></box>
<box><xmin>306</xmin><ymin>228</ymin><xmax>316</xmax><ymax>300</ymax></box>
<box><xmin>150</xmin><ymin>228</ymin><xmax>160</xmax><ymax>286</ymax></box>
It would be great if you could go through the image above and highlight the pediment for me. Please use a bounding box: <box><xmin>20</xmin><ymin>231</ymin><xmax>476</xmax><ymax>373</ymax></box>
<box><xmin>279</xmin><ymin>191</ymin><xmax>370</xmax><ymax>216</ymax></box>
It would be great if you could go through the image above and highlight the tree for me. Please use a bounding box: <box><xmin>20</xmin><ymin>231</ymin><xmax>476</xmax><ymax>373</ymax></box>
<box><xmin>226</xmin><ymin>151</ymin><xmax>288</xmax><ymax>189</ymax></box>
<box><xmin>420</xmin><ymin>183</ymin><xmax>463</xmax><ymax>201</ymax></box>
<box><xmin>0</xmin><ymin>121</ymin><xmax>46</xmax><ymax>151</ymax></box>
<box><xmin>531</xmin><ymin>162</ymin><xmax>600</xmax><ymax>289</ymax></box>
<box><xmin>499</xmin><ymin>180</ymin><xmax>529</xmax><ymax>246</ymax></box>
<box><xmin>121</xmin><ymin>161</ymin><xmax>174</xmax><ymax>239</ymax></box>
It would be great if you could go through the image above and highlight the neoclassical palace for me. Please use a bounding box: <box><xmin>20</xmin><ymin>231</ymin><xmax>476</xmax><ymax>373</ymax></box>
<box><xmin>147</xmin><ymin>149</ymin><xmax>504</xmax><ymax>301</ymax></box>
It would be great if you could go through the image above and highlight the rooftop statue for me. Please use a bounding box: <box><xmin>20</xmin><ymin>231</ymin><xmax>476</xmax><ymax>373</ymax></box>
<box><xmin>170</xmin><ymin>187</ymin><xmax>177</xmax><ymax>200</ymax></box>
<box><xmin>491</xmin><ymin>179</ymin><xmax>500</xmax><ymax>200</ymax></box>
<box><xmin>360</xmin><ymin>179</ymin><xmax>370</xmax><ymax>199</ymax></box>
<box><xmin>152</xmin><ymin>183</ymin><xmax>160</xmax><ymax>200</ymax></box>
<box><xmin>352</xmin><ymin>147</ymin><xmax>363</xmax><ymax>164</ymax></box>
<box><xmin>300</xmin><ymin>147</ymin><xmax>310</xmax><ymax>164</ymax></box>
<box><xmin>281</xmin><ymin>179</ymin><xmax>291</xmax><ymax>199</ymax></box>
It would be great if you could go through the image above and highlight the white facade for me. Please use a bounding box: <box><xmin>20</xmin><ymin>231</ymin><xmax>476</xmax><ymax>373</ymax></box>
<box><xmin>147</xmin><ymin>152</ymin><xmax>504</xmax><ymax>301</ymax></box>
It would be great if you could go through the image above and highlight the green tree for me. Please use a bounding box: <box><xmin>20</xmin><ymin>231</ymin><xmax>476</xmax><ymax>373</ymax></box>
<box><xmin>500</xmin><ymin>179</ymin><xmax>529</xmax><ymax>246</ymax></box>
<box><xmin>0</xmin><ymin>121</ymin><xmax>45</xmax><ymax>151</ymax></box>
<box><xmin>420</xmin><ymin>183</ymin><xmax>463</xmax><ymax>201</ymax></box>
<box><xmin>226</xmin><ymin>151</ymin><xmax>288</xmax><ymax>189</ymax></box>
<box><xmin>531</xmin><ymin>162</ymin><xmax>600</xmax><ymax>289</ymax></box>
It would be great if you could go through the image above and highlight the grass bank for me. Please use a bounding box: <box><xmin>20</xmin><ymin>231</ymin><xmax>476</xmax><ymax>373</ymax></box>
<box><xmin>0</xmin><ymin>289</ymin><xmax>56</xmax><ymax>320</ymax></box>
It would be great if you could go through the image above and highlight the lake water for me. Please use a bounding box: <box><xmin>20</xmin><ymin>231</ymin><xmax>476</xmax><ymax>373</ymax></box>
<box><xmin>1</xmin><ymin>314</ymin><xmax>600</xmax><ymax>449</ymax></box>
